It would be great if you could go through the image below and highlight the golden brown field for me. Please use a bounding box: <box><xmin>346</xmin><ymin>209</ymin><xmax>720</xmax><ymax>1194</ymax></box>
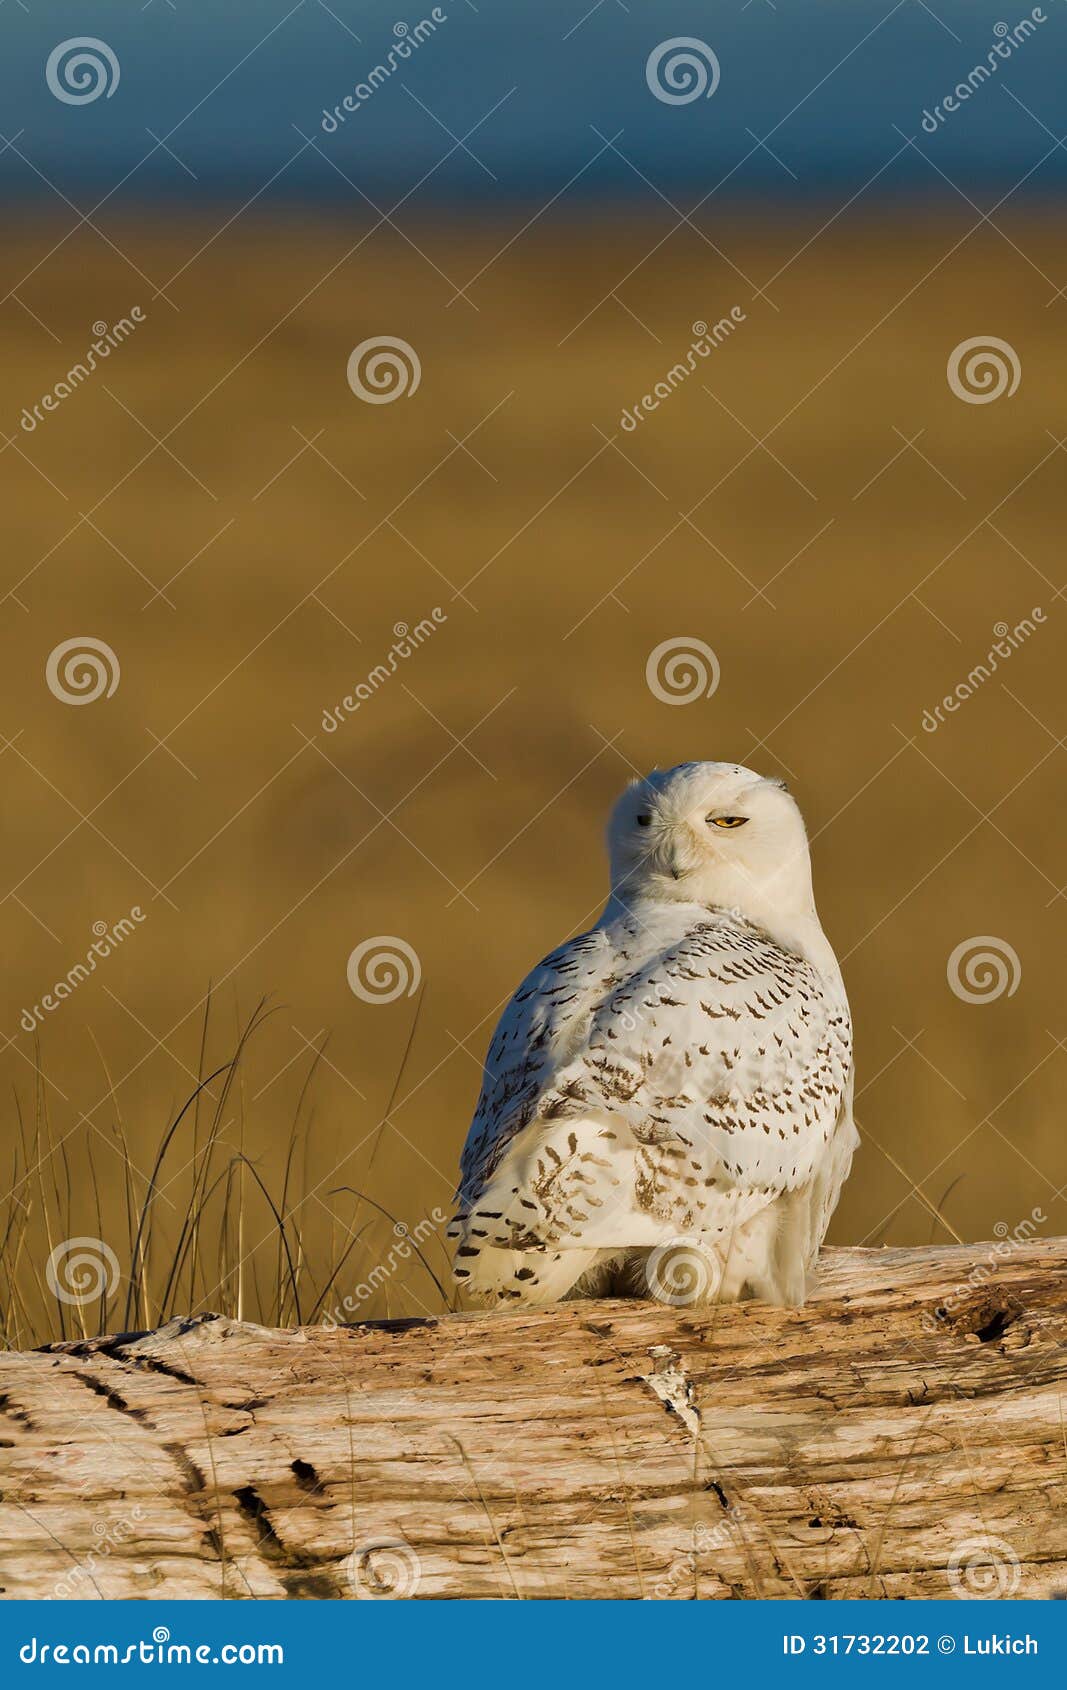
<box><xmin>1</xmin><ymin>204</ymin><xmax>1063</xmax><ymax>1345</ymax></box>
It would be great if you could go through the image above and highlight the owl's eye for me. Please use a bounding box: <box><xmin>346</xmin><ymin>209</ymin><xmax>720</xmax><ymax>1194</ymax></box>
<box><xmin>636</xmin><ymin>813</ymin><xmax>653</xmax><ymax>827</ymax></box>
<box><xmin>707</xmin><ymin>815</ymin><xmax>748</xmax><ymax>829</ymax></box>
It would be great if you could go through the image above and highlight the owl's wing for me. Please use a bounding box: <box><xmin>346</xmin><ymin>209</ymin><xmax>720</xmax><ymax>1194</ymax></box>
<box><xmin>452</xmin><ymin>916</ymin><xmax>852</xmax><ymax>1273</ymax></box>
<box><xmin>577</xmin><ymin>918</ymin><xmax>853</xmax><ymax>1200</ymax></box>
<box><xmin>455</xmin><ymin>926</ymin><xmax>617</xmax><ymax>1208</ymax></box>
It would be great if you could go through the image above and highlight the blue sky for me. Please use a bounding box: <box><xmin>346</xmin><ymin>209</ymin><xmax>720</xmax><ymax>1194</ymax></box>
<box><xmin>0</xmin><ymin>0</ymin><xmax>1064</xmax><ymax>206</ymax></box>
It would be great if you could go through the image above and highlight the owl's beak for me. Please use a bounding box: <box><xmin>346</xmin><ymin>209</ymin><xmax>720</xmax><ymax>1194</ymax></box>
<box><xmin>666</xmin><ymin>846</ymin><xmax>688</xmax><ymax>881</ymax></box>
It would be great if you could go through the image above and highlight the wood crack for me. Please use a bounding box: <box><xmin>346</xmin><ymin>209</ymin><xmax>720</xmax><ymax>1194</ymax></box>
<box><xmin>231</xmin><ymin>1485</ymin><xmax>344</xmax><ymax>1598</ymax></box>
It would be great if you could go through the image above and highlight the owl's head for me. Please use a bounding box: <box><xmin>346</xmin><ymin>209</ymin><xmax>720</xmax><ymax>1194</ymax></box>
<box><xmin>606</xmin><ymin>760</ymin><xmax>817</xmax><ymax>922</ymax></box>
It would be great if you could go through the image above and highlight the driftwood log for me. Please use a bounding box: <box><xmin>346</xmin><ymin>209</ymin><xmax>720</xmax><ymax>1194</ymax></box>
<box><xmin>1</xmin><ymin>1239</ymin><xmax>1066</xmax><ymax>1600</ymax></box>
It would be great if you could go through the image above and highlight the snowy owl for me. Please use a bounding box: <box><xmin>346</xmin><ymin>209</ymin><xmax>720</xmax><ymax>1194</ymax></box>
<box><xmin>449</xmin><ymin>761</ymin><xmax>856</xmax><ymax>1309</ymax></box>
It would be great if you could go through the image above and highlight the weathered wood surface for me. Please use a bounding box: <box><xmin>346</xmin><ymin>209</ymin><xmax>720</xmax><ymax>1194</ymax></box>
<box><xmin>1</xmin><ymin>1240</ymin><xmax>1066</xmax><ymax>1600</ymax></box>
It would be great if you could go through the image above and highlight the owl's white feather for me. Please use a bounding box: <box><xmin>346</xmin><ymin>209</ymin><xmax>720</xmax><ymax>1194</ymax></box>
<box><xmin>450</xmin><ymin>761</ymin><xmax>857</xmax><ymax>1308</ymax></box>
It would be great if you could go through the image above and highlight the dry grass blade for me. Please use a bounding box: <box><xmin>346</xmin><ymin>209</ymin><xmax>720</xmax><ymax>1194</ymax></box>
<box><xmin>230</xmin><ymin>1153</ymin><xmax>304</xmax><ymax>1326</ymax></box>
<box><xmin>122</xmin><ymin>1062</ymin><xmax>234</xmax><ymax>1331</ymax></box>
<box><xmin>329</xmin><ymin>1185</ymin><xmax>451</xmax><ymax>1310</ymax></box>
